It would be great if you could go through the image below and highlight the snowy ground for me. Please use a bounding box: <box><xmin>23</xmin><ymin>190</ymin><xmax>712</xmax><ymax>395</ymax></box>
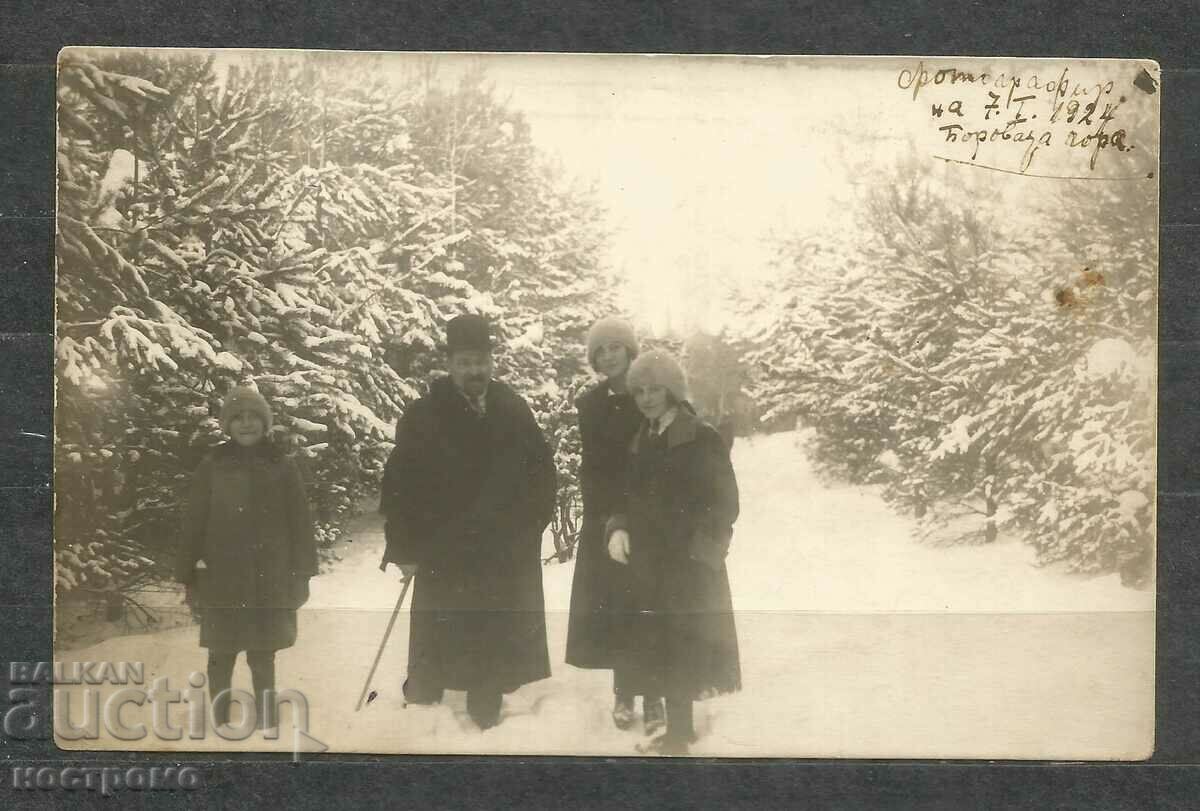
<box><xmin>55</xmin><ymin>431</ymin><xmax>1154</xmax><ymax>759</ymax></box>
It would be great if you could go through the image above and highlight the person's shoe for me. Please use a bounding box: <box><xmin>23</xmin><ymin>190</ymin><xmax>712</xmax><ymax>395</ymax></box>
<box><xmin>612</xmin><ymin>695</ymin><xmax>636</xmax><ymax>730</ymax></box>
<box><xmin>403</xmin><ymin>678</ymin><xmax>443</xmax><ymax>706</ymax></box>
<box><xmin>635</xmin><ymin>732</ymin><xmax>694</xmax><ymax>756</ymax></box>
<box><xmin>643</xmin><ymin>697</ymin><xmax>666</xmax><ymax>738</ymax></box>
<box><xmin>467</xmin><ymin>690</ymin><xmax>503</xmax><ymax>730</ymax></box>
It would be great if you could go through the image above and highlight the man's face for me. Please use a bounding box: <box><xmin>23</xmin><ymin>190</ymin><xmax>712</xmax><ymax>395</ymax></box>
<box><xmin>448</xmin><ymin>349</ymin><xmax>493</xmax><ymax>398</ymax></box>
<box><xmin>594</xmin><ymin>341</ymin><xmax>631</xmax><ymax>380</ymax></box>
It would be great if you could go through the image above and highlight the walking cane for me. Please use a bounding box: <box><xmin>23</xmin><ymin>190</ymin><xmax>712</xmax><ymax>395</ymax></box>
<box><xmin>355</xmin><ymin>572</ymin><xmax>414</xmax><ymax>712</ymax></box>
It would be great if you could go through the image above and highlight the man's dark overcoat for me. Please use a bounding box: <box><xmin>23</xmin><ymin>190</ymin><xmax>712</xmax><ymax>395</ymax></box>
<box><xmin>381</xmin><ymin>375</ymin><xmax>555</xmax><ymax>694</ymax></box>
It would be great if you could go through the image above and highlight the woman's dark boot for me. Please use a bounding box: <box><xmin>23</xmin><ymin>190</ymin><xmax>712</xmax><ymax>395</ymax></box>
<box><xmin>643</xmin><ymin>696</ymin><xmax>666</xmax><ymax>738</ymax></box>
<box><xmin>637</xmin><ymin>696</ymin><xmax>695</xmax><ymax>756</ymax></box>
<box><xmin>612</xmin><ymin>694</ymin><xmax>636</xmax><ymax>730</ymax></box>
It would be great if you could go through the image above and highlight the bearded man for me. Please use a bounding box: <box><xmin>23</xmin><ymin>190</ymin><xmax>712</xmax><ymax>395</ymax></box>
<box><xmin>380</xmin><ymin>314</ymin><xmax>555</xmax><ymax>729</ymax></box>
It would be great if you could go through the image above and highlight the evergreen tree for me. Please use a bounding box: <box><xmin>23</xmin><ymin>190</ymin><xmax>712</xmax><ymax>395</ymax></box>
<box><xmin>1004</xmin><ymin>99</ymin><xmax>1157</xmax><ymax>581</ymax></box>
<box><xmin>741</xmin><ymin>134</ymin><xmax>1156</xmax><ymax>578</ymax></box>
<box><xmin>55</xmin><ymin>51</ymin><xmax>617</xmax><ymax>598</ymax></box>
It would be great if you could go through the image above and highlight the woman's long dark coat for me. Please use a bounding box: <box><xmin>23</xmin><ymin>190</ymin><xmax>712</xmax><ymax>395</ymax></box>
<box><xmin>606</xmin><ymin>408</ymin><xmax>742</xmax><ymax>700</ymax></box>
<box><xmin>380</xmin><ymin>376</ymin><xmax>556</xmax><ymax>694</ymax></box>
<box><xmin>564</xmin><ymin>382</ymin><xmax>644</xmax><ymax>670</ymax></box>
<box><xmin>177</xmin><ymin>442</ymin><xmax>318</xmax><ymax>652</ymax></box>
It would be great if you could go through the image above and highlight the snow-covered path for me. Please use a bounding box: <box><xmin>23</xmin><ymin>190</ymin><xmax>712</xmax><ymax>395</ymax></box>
<box><xmin>57</xmin><ymin>432</ymin><xmax>1154</xmax><ymax>759</ymax></box>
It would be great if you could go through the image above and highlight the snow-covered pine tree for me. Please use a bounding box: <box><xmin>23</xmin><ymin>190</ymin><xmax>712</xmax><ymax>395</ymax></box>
<box><xmin>740</xmin><ymin>130</ymin><xmax>1156</xmax><ymax>579</ymax></box>
<box><xmin>741</xmin><ymin>229</ymin><xmax>891</xmax><ymax>481</ymax></box>
<box><xmin>751</xmin><ymin>156</ymin><xmax>1103</xmax><ymax>539</ymax></box>
<box><xmin>221</xmin><ymin>54</ymin><xmax>484</xmax><ymax>523</ymax></box>
<box><xmin>850</xmin><ymin>161</ymin><xmax>1060</xmax><ymax>543</ymax></box>
<box><xmin>1003</xmin><ymin>95</ymin><xmax>1157</xmax><ymax>582</ymax></box>
<box><xmin>683</xmin><ymin>330</ymin><xmax>753</xmax><ymax>445</ymax></box>
<box><xmin>56</xmin><ymin>52</ymin><xmax>620</xmax><ymax>599</ymax></box>
<box><xmin>56</xmin><ymin>51</ymin><xmax>223</xmax><ymax>596</ymax></box>
<box><xmin>55</xmin><ymin>51</ymin><xmax>462</xmax><ymax>594</ymax></box>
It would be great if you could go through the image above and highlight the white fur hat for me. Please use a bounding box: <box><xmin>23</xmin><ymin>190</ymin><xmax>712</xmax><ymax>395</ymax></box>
<box><xmin>585</xmin><ymin>317</ymin><xmax>639</xmax><ymax>369</ymax></box>
<box><xmin>626</xmin><ymin>350</ymin><xmax>688</xmax><ymax>403</ymax></box>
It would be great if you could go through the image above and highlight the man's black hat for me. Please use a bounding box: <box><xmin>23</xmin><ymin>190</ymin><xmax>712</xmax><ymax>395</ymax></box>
<box><xmin>445</xmin><ymin>314</ymin><xmax>492</xmax><ymax>354</ymax></box>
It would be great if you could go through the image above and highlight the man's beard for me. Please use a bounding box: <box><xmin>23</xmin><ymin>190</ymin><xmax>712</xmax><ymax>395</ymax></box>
<box><xmin>462</xmin><ymin>376</ymin><xmax>488</xmax><ymax>396</ymax></box>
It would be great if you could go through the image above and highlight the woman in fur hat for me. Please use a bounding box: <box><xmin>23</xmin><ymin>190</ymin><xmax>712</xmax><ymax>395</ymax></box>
<box><xmin>565</xmin><ymin>318</ymin><xmax>668</xmax><ymax>734</ymax></box>
<box><xmin>605</xmin><ymin>350</ymin><xmax>742</xmax><ymax>755</ymax></box>
<box><xmin>176</xmin><ymin>384</ymin><xmax>318</xmax><ymax>731</ymax></box>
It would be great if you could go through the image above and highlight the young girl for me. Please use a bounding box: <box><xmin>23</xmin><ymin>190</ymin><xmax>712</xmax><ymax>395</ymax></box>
<box><xmin>605</xmin><ymin>351</ymin><xmax>741</xmax><ymax>755</ymax></box>
<box><xmin>565</xmin><ymin>318</ymin><xmax>666</xmax><ymax>734</ymax></box>
<box><xmin>177</xmin><ymin>385</ymin><xmax>317</xmax><ymax>731</ymax></box>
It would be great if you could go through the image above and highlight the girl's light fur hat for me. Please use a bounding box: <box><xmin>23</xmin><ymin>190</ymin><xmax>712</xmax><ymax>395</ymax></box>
<box><xmin>626</xmin><ymin>350</ymin><xmax>689</xmax><ymax>403</ymax></box>
<box><xmin>586</xmin><ymin>317</ymin><xmax>639</xmax><ymax>369</ymax></box>
<box><xmin>220</xmin><ymin>385</ymin><xmax>273</xmax><ymax>435</ymax></box>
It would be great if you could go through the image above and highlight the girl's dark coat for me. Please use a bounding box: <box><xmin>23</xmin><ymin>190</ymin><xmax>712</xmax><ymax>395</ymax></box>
<box><xmin>564</xmin><ymin>382</ymin><xmax>644</xmax><ymax>669</ymax></box>
<box><xmin>606</xmin><ymin>408</ymin><xmax>742</xmax><ymax>700</ymax></box>
<box><xmin>176</xmin><ymin>441</ymin><xmax>318</xmax><ymax>652</ymax></box>
<box><xmin>379</xmin><ymin>376</ymin><xmax>556</xmax><ymax>694</ymax></box>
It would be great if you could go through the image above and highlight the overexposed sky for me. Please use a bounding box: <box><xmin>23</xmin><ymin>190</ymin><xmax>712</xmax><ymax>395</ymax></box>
<box><xmin>433</xmin><ymin>54</ymin><xmax>1157</xmax><ymax>335</ymax></box>
<box><xmin>473</xmin><ymin>55</ymin><xmax>905</xmax><ymax>335</ymax></box>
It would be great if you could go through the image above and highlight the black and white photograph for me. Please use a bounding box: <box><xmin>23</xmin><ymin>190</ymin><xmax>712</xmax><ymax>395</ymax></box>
<box><xmin>52</xmin><ymin>49</ymin><xmax>1158</xmax><ymax>758</ymax></box>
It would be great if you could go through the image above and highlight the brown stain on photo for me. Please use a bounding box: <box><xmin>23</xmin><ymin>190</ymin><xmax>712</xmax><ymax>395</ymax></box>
<box><xmin>1056</xmin><ymin>267</ymin><xmax>1108</xmax><ymax>310</ymax></box>
<box><xmin>1080</xmin><ymin>267</ymin><xmax>1106</xmax><ymax>288</ymax></box>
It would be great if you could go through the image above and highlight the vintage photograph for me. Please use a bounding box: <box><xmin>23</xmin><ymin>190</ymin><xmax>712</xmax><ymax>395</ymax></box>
<box><xmin>52</xmin><ymin>49</ymin><xmax>1157</xmax><ymax>758</ymax></box>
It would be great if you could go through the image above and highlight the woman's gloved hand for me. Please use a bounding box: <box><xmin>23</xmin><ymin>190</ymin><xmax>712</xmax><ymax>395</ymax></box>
<box><xmin>607</xmin><ymin>529</ymin><xmax>631</xmax><ymax>565</ymax></box>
